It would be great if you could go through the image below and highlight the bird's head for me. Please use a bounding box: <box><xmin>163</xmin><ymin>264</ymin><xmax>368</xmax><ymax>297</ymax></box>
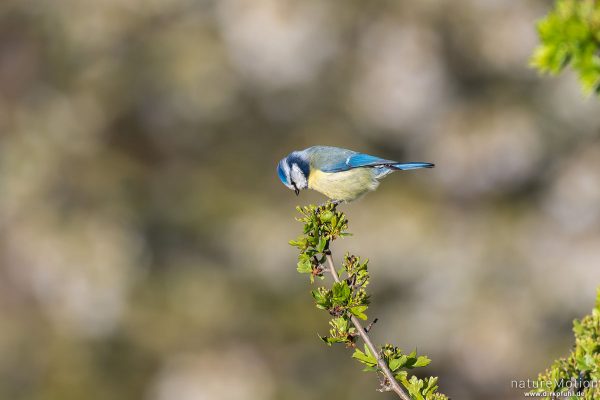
<box><xmin>277</xmin><ymin>152</ymin><xmax>310</xmax><ymax>196</ymax></box>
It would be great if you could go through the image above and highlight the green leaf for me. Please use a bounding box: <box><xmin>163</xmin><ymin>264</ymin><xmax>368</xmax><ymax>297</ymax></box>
<box><xmin>296</xmin><ymin>256</ymin><xmax>312</xmax><ymax>274</ymax></box>
<box><xmin>424</xmin><ymin>377</ymin><xmax>439</xmax><ymax>395</ymax></box>
<box><xmin>331</xmin><ymin>317</ymin><xmax>349</xmax><ymax>333</ymax></box>
<box><xmin>413</xmin><ymin>356</ymin><xmax>431</xmax><ymax>368</ymax></box>
<box><xmin>405</xmin><ymin>376</ymin><xmax>425</xmax><ymax>400</ymax></box>
<box><xmin>349</xmin><ymin>305</ymin><xmax>368</xmax><ymax>320</ymax></box>
<box><xmin>311</xmin><ymin>288</ymin><xmax>331</xmax><ymax>309</ymax></box>
<box><xmin>316</xmin><ymin>237</ymin><xmax>327</xmax><ymax>253</ymax></box>
<box><xmin>352</xmin><ymin>348</ymin><xmax>377</xmax><ymax>367</ymax></box>
<box><xmin>530</xmin><ymin>0</ymin><xmax>600</xmax><ymax>95</ymax></box>
<box><xmin>332</xmin><ymin>281</ymin><xmax>351</xmax><ymax>305</ymax></box>
<box><xmin>389</xmin><ymin>355</ymin><xmax>408</xmax><ymax>372</ymax></box>
<box><xmin>318</xmin><ymin>334</ymin><xmax>345</xmax><ymax>346</ymax></box>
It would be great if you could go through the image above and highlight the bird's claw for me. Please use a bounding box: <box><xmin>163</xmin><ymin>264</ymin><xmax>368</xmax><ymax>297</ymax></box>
<box><xmin>318</xmin><ymin>199</ymin><xmax>342</xmax><ymax>209</ymax></box>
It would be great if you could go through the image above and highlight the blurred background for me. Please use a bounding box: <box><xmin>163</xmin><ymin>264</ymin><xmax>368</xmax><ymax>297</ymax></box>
<box><xmin>1</xmin><ymin>0</ymin><xmax>599</xmax><ymax>399</ymax></box>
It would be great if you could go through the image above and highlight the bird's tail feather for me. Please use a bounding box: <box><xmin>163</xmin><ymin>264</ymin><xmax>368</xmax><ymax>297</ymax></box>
<box><xmin>390</xmin><ymin>162</ymin><xmax>435</xmax><ymax>170</ymax></box>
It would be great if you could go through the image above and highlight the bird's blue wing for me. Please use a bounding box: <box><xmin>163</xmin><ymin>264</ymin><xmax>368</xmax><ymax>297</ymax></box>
<box><xmin>321</xmin><ymin>152</ymin><xmax>434</xmax><ymax>173</ymax></box>
<box><xmin>320</xmin><ymin>153</ymin><xmax>394</xmax><ymax>172</ymax></box>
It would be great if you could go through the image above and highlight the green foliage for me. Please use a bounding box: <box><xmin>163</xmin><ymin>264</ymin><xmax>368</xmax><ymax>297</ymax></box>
<box><xmin>290</xmin><ymin>202</ymin><xmax>448</xmax><ymax>399</ymax></box>
<box><xmin>290</xmin><ymin>204</ymin><xmax>350</xmax><ymax>283</ymax></box>
<box><xmin>531</xmin><ymin>0</ymin><xmax>600</xmax><ymax>94</ymax></box>
<box><xmin>531</xmin><ymin>289</ymin><xmax>600</xmax><ymax>399</ymax></box>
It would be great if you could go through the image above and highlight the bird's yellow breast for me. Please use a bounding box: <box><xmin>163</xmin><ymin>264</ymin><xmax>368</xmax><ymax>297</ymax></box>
<box><xmin>308</xmin><ymin>168</ymin><xmax>379</xmax><ymax>202</ymax></box>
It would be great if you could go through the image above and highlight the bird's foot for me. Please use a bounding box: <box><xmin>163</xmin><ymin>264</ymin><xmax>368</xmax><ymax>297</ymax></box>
<box><xmin>318</xmin><ymin>199</ymin><xmax>342</xmax><ymax>209</ymax></box>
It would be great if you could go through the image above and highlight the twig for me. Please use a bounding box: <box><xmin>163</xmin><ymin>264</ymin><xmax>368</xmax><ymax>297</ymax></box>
<box><xmin>365</xmin><ymin>318</ymin><xmax>378</xmax><ymax>333</ymax></box>
<box><xmin>325</xmin><ymin>252</ymin><xmax>411</xmax><ymax>400</ymax></box>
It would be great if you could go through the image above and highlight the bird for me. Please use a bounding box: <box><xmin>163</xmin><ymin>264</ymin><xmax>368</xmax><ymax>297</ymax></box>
<box><xmin>277</xmin><ymin>145</ymin><xmax>434</xmax><ymax>203</ymax></box>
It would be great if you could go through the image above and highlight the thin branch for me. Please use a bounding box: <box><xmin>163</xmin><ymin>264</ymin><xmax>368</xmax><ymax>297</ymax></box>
<box><xmin>325</xmin><ymin>252</ymin><xmax>411</xmax><ymax>400</ymax></box>
<box><xmin>365</xmin><ymin>318</ymin><xmax>378</xmax><ymax>333</ymax></box>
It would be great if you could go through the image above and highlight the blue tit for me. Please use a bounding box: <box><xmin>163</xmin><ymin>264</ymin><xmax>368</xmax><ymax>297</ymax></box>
<box><xmin>277</xmin><ymin>146</ymin><xmax>434</xmax><ymax>202</ymax></box>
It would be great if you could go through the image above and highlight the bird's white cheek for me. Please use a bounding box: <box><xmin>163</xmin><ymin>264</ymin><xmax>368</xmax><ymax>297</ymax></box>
<box><xmin>291</xmin><ymin>164</ymin><xmax>308</xmax><ymax>189</ymax></box>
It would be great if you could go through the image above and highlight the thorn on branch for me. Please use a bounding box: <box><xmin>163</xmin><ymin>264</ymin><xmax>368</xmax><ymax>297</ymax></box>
<box><xmin>365</xmin><ymin>318</ymin><xmax>378</xmax><ymax>333</ymax></box>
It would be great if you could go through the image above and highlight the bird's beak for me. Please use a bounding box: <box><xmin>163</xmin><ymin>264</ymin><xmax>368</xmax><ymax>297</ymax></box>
<box><xmin>294</xmin><ymin>187</ymin><xmax>300</xmax><ymax>196</ymax></box>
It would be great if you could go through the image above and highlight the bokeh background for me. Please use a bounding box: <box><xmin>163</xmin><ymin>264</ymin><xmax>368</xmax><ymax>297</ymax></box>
<box><xmin>1</xmin><ymin>1</ymin><xmax>600</xmax><ymax>399</ymax></box>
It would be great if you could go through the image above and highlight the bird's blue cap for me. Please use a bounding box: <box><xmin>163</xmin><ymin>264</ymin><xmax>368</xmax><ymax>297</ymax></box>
<box><xmin>277</xmin><ymin>159</ymin><xmax>291</xmax><ymax>187</ymax></box>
